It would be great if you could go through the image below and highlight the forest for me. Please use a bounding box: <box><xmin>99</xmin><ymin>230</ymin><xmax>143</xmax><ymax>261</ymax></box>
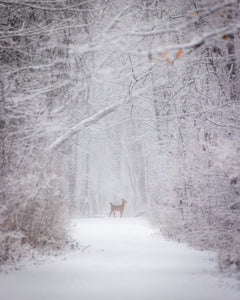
<box><xmin>0</xmin><ymin>0</ymin><xmax>240</xmax><ymax>274</ymax></box>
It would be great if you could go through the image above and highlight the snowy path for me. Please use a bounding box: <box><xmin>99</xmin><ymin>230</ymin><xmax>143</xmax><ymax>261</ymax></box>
<box><xmin>0</xmin><ymin>218</ymin><xmax>239</xmax><ymax>300</ymax></box>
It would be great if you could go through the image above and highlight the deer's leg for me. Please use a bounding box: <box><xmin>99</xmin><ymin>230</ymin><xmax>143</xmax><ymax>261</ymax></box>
<box><xmin>109</xmin><ymin>210</ymin><xmax>112</xmax><ymax>217</ymax></box>
<box><xmin>120</xmin><ymin>209</ymin><xmax>123</xmax><ymax>218</ymax></box>
<box><xmin>113</xmin><ymin>211</ymin><xmax>116</xmax><ymax>217</ymax></box>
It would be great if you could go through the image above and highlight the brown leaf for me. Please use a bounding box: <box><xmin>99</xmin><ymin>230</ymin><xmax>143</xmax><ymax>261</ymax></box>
<box><xmin>166</xmin><ymin>58</ymin><xmax>173</xmax><ymax>65</ymax></box>
<box><xmin>176</xmin><ymin>49</ymin><xmax>184</xmax><ymax>59</ymax></box>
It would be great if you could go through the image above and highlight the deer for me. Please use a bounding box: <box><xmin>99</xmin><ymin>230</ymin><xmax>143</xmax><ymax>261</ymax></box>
<box><xmin>109</xmin><ymin>199</ymin><xmax>127</xmax><ymax>218</ymax></box>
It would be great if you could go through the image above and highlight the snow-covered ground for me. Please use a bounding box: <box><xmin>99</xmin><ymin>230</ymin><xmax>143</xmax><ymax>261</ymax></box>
<box><xmin>0</xmin><ymin>218</ymin><xmax>239</xmax><ymax>300</ymax></box>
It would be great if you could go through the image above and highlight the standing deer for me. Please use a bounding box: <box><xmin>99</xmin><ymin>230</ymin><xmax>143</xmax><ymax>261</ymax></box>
<box><xmin>109</xmin><ymin>199</ymin><xmax>127</xmax><ymax>218</ymax></box>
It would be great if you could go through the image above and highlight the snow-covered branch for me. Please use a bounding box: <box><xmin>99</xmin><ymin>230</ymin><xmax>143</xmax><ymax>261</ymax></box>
<box><xmin>0</xmin><ymin>0</ymin><xmax>97</xmax><ymax>11</ymax></box>
<box><xmin>128</xmin><ymin>23</ymin><xmax>240</xmax><ymax>56</ymax></box>
<box><xmin>50</xmin><ymin>103</ymin><xmax>120</xmax><ymax>150</ymax></box>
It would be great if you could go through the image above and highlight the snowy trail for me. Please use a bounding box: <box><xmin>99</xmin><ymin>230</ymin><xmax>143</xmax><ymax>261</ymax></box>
<box><xmin>0</xmin><ymin>218</ymin><xmax>239</xmax><ymax>300</ymax></box>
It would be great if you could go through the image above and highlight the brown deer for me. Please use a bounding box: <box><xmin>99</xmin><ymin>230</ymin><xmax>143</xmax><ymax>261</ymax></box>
<box><xmin>109</xmin><ymin>199</ymin><xmax>127</xmax><ymax>218</ymax></box>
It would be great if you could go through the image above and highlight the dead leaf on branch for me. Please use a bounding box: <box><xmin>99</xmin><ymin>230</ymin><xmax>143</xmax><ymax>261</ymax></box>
<box><xmin>166</xmin><ymin>58</ymin><xmax>173</xmax><ymax>65</ymax></box>
<box><xmin>176</xmin><ymin>49</ymin><xmax>184</xmax><ymax>59</ymax></box>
